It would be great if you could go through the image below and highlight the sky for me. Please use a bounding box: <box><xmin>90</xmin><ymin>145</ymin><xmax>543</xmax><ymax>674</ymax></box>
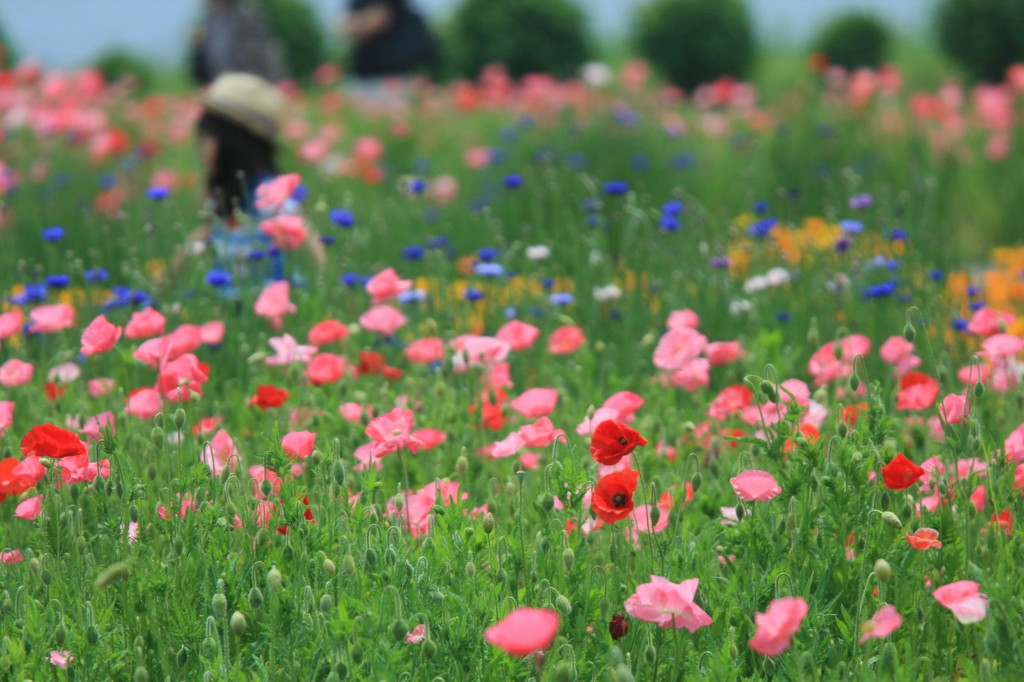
<box><xmin>0</xmin><ymin>0</ymin><xmax>938</xmax><ymax>69</ymax></box>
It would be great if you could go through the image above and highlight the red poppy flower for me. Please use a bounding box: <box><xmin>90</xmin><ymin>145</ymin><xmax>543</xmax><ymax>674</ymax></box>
<box><xmin>0</xmin><ymin>457</ymin><xmax>36</xmax><ymax>501</ymax></box>
<box><xmin>590</xmin><ymin>420</ymin><xmax>648</xmax><ymax>465</ymax></box>
<box><xmin>906</xmin><ymin>528</ymin><xmax>942</xmax><ymax>550</ymax></box>
<box><xmin>881</xmin><ymin>453</ymin><xmax>925</xmax><ymax>490</ymax></box>
<box><xmin>592</xmin><ymin>469</ymin><xmax>640</xmax><ymax>524</ymax></box>
<box><xmin>991</xmin><ymin>509</ymin><xmax>1012</xmax><ymax>535</ymax></box>
<box><xmin>249</xmin><ymin>385</ymin><xmax>290</xmax><ymax>410</ymax></box>
<box><xmin>356</xmin><ymin>351</ymin><xmax>403</xmax><ymax>380</ymax></box>
<box><xmin>44</xmin><ymin>382</ymin><xmax>66</xmax><ymax>401</ymax></box>
<box><xmin>609</xmin><ymin>613</ymin><xmax>629</xmax><ymax>640</ymax></box>
<box><xmin>20</xmin><ymin>424</ymin><xmax>87</xmax><ymax>459</ymax></box>
<box><xmin>842</xmin><ymin>403</ymin><xmax>869</xmax><ymax>427</ymax></box>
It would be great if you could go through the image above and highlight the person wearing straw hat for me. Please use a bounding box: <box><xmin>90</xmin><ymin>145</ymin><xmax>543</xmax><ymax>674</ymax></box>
<box><xmin>167</xmin><ymin>72</ymin><xmax>325</xmax><ymax>294</ymax></box>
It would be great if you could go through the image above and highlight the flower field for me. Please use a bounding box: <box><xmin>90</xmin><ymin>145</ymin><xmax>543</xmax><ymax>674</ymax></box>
<box><xmin>2</xmin><ymin>60</ymin><xmax>1024</xmax><ymax>680</ymax></box>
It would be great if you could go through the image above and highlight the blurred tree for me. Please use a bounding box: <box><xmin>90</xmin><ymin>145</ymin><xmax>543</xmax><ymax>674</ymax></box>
<box><xmin>937</xmin><ymin>0</ymin><xmax>1024</xmax><ymax>82</ymax></box>
<box><xmin>94</xmin><ymin>49</ymin><xmax>157</xmax><ymax>93</ymax></box>
<box><xmin>254</xmin><ymin>0</ymin><xmax>327</xmax><ymax>82</ymax></box>
<box><xmin>634</xmin><ymin>0</ymin><xmax>754</xmax><ymax>91</ymax></box>
<box><xmin>812</xmin><ymin>13</ymin><xmax>891</xmax><ymax>71</ymax></box>
<box><xmin>0</xmin><ymin>13</ymin><xmax>17</xmax><ymax>68</ymax></box>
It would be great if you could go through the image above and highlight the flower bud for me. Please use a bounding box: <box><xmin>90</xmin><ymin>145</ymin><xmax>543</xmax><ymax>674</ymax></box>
<box><xmin>562</xmin><ymin>548</ymin><xmax>575</xmax><ymax>572</ymax></box>
<box><xmin>973</xmin><ymin>380</ymin><xmax>985</xmax><ymax>399</ymax></box>
<box><xmin>319</xmin><ymin>594</ymin><xmax>334</xmax><ymax>614</ymax></box>
<box><xmin>95</xmin><ymin>562</ymin><xmax>130</xmax><ymax>588</ymax></box>
<box><xmin>176</xmin><ymin>645</ymin><xmax>188</xmax><ymax>667</ymax></box>
<box><xmin>455</xmin><ymin>455</ymin><xmax>469</xmax><ymax>474</ymax></box>
<box><xmin>230</xmin><ymin>611</ymin><xmax>247</xmax><ymax>637</ymax></box>
<box><xmin>248</xmin><ymin>587</ymin><xmax>264</xmax><ymax>610</ymax></box>
<box><xmin>881</xmin><ymin>511</ymin><xmax>903</xmax><ymax>529</ymax></box>
<box><xmin>873</xmin><ymin>558</ymin><xmax>891</xmax><ymax>582</ymax></box>
<box><xmin>538</xmin><ymin>492</ymin><xmax>554</xmax><ymax>511</ymax></box>
<box><xmin>266</xmin><ymin>565</ymin><xmax>283</xmax><ymax>590</ymax></box>
<box><xmin>691</xmin><ymin>472</ymin><xmax>702</xmax><ymax>493</ymax></box>
<box><xmin>902</xmin><ymin>321</ymin><xmax>916</xmax><ymax>343</ymax></box>
<box><xmin>465</xmin><ymin>561</ymin><xmax>476</xmax><ymax>579</ymax></box>
<box><xmin>201</xmin><ymin>636</ymin><xmax>219</xmax><ymax>659</ymax></box>
<box><xmin>150</xmin><ymin>427</ymin><xmax>165</xmax><ymax>447</ymax></box>
<box><xmin>134</xmin><ymin>666</ymin><xmax>149</xmax><ymax>682</ymax></box>
<box><xmin>332</xmin><ymin>460</ymin><xmax>346</xmax><ymax>487</ymax></box>
<box><xmin>390</xmin><ymin>619</ymin><xmax>409</xmax><ymax>642</ymax></box>
<box><xmin>86</xmin><ymin>625</ymin><xmax>100</xmax><ymax>645</ymax></box>
<box><xmin>323</xmin><ymin>558</ymin><xmax>336</xmax><ymax>575</ymax></box>
<box><xmin>555</xmin><ymin>595</ymin><xmax>572</xmax><ymax>615</ymax></box>
<box><xmin>53</xmin><ymin>624</ymin><xmax>66</xmax><ymax>647</ymax></box>
<box><xmin>173</xmin><ymin>408</ymin><xmax>187</xmax><ymax>430</ymax></box>
<box><xmin>553</xmin><ymin>661</ymin><xmax>577</xmax><ymax>682</ymax></box>
<box><xmin>211</xmin><ymin>593</ymin><xmax>228</xmax><ymax>619</ymax></box>
<box><xmin>482</xmin><ymin>513</ymin><xmax>495</xmax><ymax>534</ymax></box>
<box><xmin>342</xmin><ymin>554</ymin><xmax>356</xmax><ymax>575</ymax></box>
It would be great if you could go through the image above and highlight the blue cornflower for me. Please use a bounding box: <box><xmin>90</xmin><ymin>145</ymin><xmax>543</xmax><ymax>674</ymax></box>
<box><xmin>473</xmin><ymin>262</ymin><xmax>504</xmax><ymax>277</ymax></box>
<box><xmin>99</xmin><ymin>173</ymin><xmax>117</xmax><ymax>189</ymax></box>
<box><xmin>631</xmin><ymin>154</ymin><xmax>650</xmax><ymax>172</ymax></box>
<box><xmin>504</xmin><ymin>306</ymin><xmax>518</xmax><ymax>319</ymax></box>
<box><xmin>659</xmin><ymin>216</ymin><xmax>680</xmax><ymax>232</ymax></box>
<box><xmin>319</xmin><ymin>235</ymin><xmax>335</xmax><ymax>245</ymax></box>
<box><xmin>967</xmin><ymin>284</ymin><xmax>981</xmax><ymax>297</ymax></box>
<box><xmin>291</xmin><ymin>184</ymin><xmax>308</xmax><ymax>201</ymax></box>
<box><xmin>403</xmin><ymin>245</ymin><xmax>425</xmax><ymax>261</ymax></box>
<box><xmin>835</xmin><ymin>236</ymin><xmax>851</xmax><ymax>253</ymax></box>
<box><xmin>426</xmin><ymin>235</ymin><xmax>449</xmax><ymax>249</ymax></box>
<box><xmin>540</xmin><ymin>277</ymin><xmax>555</xmax><ymax>291</ymax></box>
<box><xmin>861</xmin><ymin>280</ymin><xmax>898</xmax><ymax>299</ymax></box>
<box><xmin>603</xmin><ymin>180</ymin><xmax>629</xmax><ymax>195</ymax></box>
<box><xmin>146</xmin><ymin>186</ymin><xmax>170</xmax><ymax>201</ymax></box>
<box><xmin>929</xmin><ymin>269</ymin><xmax>944</xmax><ymax>282</ymax></box>
<box><xmin>969</xmin><ymin>300</ymin><xmax>985</xmax><ymax>312</ymax></box>
<box><xmin>565</xmin><ymin>153</ymin><xmax>588</xmax><ymax>170</ymax></box>
<box><xmin>889</xmin><ymin>229</ymin><xmax>908</xmax><ymax>241</ymax></box>
<box><xmin>45</xmin><ymin>274</ymin><xmax>70</xmax><ymax>289</ymax></box>
<box><xmin>549</xmin><ymin>292</ymin><xmax>574</xmax><ymax>306</ymax></box>
<box><xmin>10</xmin><ymin>283</ymin><xmax>48</xmax><ymax>305</ymax></box>
<box><xmin>477</xmin><ymin>247</ymin><xmax>499</xmax><ymax>262</ymax></box>
<box><xmin>839</xmin><ymin>220</ymin><xmax>864</xmax><ymax>234</ymax></box>
<box><xmin>662</xmin><ymin>200</ymin><xmax>684</xmax><ymax>216</ymax></box>
<box><xmin>408</xmin><ymin>178</ymin><xmax>426</xmax><ymax>194</ymax></box>
<box><xmin>952</xmin><ymin>317</ymin><xmax>969</xmax><ymax>331</ymax></box>
<box><xmin>504</xmin><ymin>174</ymin><xmax>523</xmax><ymax>189</ymax></box>
<box><xmin>464</xmin><ymin>288</ymin><xmax>484</xmax><ymax>302</ymax></box>
<box><xmin>397</xmin><ymin>289</ymin><xmax>427</xmax><ymax>304</ymax></box>
<box><xmin>709</xmin><ymin>256</ymin><xmax>730</xmax><ymax>269</ymax></box>
<box><xmin>748</xmin><ymin>217</ymin><xmax>778</xmax><ymax>238</ymax></box>
<box><xmin>776</xmin><ymin>311</ymin><xmax>792</xmax><ymax>323</ymax></box>
<box><xmin>849</xmin><ymin>193</ymin><xmax>873</xmax><ymax>209</ymax></box>
<box><xmin>340</xmin><ymin>272</ymin><xmax>362</xmax><ymax>287</ymax></box>
<box><xmin>529</xmin><ymin>305</ymin><xmax>545</xmax><ymax>318</ymax></box>
<box><xmin>885</xmin><ymin>259</ymin><xmax>900</xmax><ymax>271</ymax></box>
<box><xmin>753</xmin><ymin>200</ymin><xmax>769</xmax><ymax>215</ymax></box>
<box><xmin>669</xmin><ymin>152</ymin><xmax>696</xmax><ymax>170</ymax></box>
<box><xmin>330</xmin><ymin>209</ymin><xmax>354</xmax><ymax>228</ymax></box>
<box><xmin>41</xmin><ymin>226</ymin><xmax>64</xmax><ymax>242</ymax></box>
<box><xmin>206</xmin><ymin>270</ymin><xmax>232</xmax><ymax>287</ymax></box>
<box><xmin>247</xmin><ymin>250</ymin><xmax>266</xmax><ymax>261</ymax></box>
<box><xmin>84</xmin><ymin>267</ymin><xmax>109</xmax><ymax>283</ymax></box>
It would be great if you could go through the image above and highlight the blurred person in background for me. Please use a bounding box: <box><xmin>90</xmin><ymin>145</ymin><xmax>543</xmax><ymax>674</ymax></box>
<box><xmin>190</xmin><ymin>0</ymin><xmax>287</xmax><ymax>86</ymax></box>
<box><xmin>339</xmin><ymin>0</ymin><xmax>438</xmax><ymax>104</ymax></box>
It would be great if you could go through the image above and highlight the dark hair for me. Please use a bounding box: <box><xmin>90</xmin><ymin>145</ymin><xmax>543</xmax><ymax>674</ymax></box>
<box><xmin>197</xmin><ymin>111</ymin><xmax>278</xmax><ymax>218</ymax></box>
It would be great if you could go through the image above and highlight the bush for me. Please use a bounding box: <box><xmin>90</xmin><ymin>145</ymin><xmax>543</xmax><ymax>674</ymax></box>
<box><xmin>634</xmin><ymin>0</ymin><xmax>754</xmax><ymax>91</ymax></box>
<box><xmin>94</xmin><ymin>49</ymin><xmax>157</xmax><ymax>93</ymax></box>
<box><xmin>812</xmin><ymin>13</ymin><xmax>890</xmax><ymax>70</ymax></box>
<box><xmin>448</xmin><ymin>0</ymin><xmax>591</xmax><ymax>79</ymax></box>
<box><xmin>937</xmin><ymin>0</ymin><xmax>1024</xmax><ymax>82</ymax></box>
<box><xmin>0</xmin><ymin>13</ymin><xmax>16</xmax><ymax>68</ymax></box>
<box><xmin>253</xmin><ymin>0</ymin><xmax>327</xmax><ymax>83</ymax></box>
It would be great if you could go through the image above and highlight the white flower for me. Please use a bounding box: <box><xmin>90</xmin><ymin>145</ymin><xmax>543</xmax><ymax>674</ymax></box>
<box><xmin>765</xmin><ymin>267</ymin><xmax>790</xmax><ymax>287</ymax></box>
<box><xmin>581</xmin><ymin>62</ymin><xmax>613</xmax><ymax>88</ymax></box>
<box><xmin>48</xmin><ymin>362</ymin><xmax>81</xmax><ymax>383</ymax></box>
<box><xmin>729</xmin><ymin>298</ymin><xmax>753</xmax><ymax>315</ymax></box>
<box><xmin>592</xmin><ymin>284</ymin><xmax>623</xmax><ymax>303</ymax></box>
<box><xmin>525</xmin><ymin>245</ymin><xmax>551</xmax><ymax>261</ymax></box>
<box><xmin>589</xmin><ymin>249</ymin><xmax>604</xmax><ymax>266</ymax></box>
<box><xmin>743</xmin><ymin>275</ymin><xmax>768</xmax><ymax>293</ymax></box>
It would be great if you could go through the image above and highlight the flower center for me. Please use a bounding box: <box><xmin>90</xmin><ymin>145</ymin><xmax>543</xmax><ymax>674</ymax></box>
<box><xmin>612</xmin><ymin>493</ymin><xmax>627</xmax><ymax>508</ymax></box>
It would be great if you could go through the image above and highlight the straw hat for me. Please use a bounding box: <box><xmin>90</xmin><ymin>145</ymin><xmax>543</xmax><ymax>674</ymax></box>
<box><xmin>201</xmin><ymin>72</ymin><xmax>285</xmax><ymax>142</ymax></box>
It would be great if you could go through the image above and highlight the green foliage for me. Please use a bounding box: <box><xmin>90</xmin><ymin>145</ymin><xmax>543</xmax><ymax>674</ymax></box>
<box><xmin>812</xmin><ymin>13</ymin><xmax>891</xmax><ymax>70</ymax></box>
<box><xmin>253</xmin><ymin>0</ymin><xmax>326</xmax><ymax>82</ymax></box>
<box><xmin>93</xmin><ymin>49</ymin><xmax>157</xmax><ymax>93</ymax></box>
<box><xmin>0</xmin><ymin>12</ymin><xmax>16</xmax><ymax>68</ymax></box>
<box><xmin>634</xmin><ymin>0</ymin><xmax>754</xmax><ymax>90</ymax></box>
<box><xmin>448</xmin><ymin>0</ymin><xmax>591</xmax><ymax>79</ymax></box>
<box><xmin>936</xmin><ymin>0</ymin><xmax>1024</xmax><ymax>82</ymax></box>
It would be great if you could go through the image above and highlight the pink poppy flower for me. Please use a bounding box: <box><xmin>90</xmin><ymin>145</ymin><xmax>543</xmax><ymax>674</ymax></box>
<box><xmin>15</xmin><ymin>494</ymin><xmax>43</xmax><ymax>520</ymax></box>
<box><xmin>807</xmin><ymin>334</ymin><xmax>871</xmax><ymax>386</ymax></box>
<box><xmin>200</xmin><ymin>321</ymin><xmax>226</xmax><ymax>346</ymax></box>
<box><xmin>0</xmin><ymin>401</ymin><xmax>14</xmax><ymax>436</ymax></box>
<box><xmin>126</xmin><ymin>387</ymin><xmax>162</xmax><ymax>420</ymax></box>
<box><xmin>28</xmin><ymin>303</ymin><xmax>75</xmax><ymax>333</ymax></box>
<box><xmin>666</xmin><ymin>309</ymin><xmax>700</xmax><ymax>329</ymax></box>
<box><xmin>548</xmin><ymin>325</ymin><xmax>586</xmax><ymax>355</ymax></box>
<box><xmin>970</xmin><ymin>484</ymin><xmax>987</xmax><ymax>512</ymax></box>
<box><xmin>164</xmin><ymin>324</ymin><xmax>203</xmax><ymax>360</ymax></box>
<box><xmin>907</xmin><ymin>528</ymin><xmax>942</xmax><ymax>549</ymax></box>
<box><xmin>254</xmin><ymin>281</ymin><xmax>297</xmax><ymax>328</ymax></box>
<box><xmin>88</xmin><ymin>378</ymin><xmax>116</xmax><ymax>398</ymax></box>
<box><xmin>653</xmin><ymin>327</ymin><xmax>708</xmax><ymax>371</ymax></box>
<box><xmin>406</xmin><ymin>624</ymin><xmax>426</xmax><ymax>644</ymax></box>
<box><xmin>358</xmin><ymin>305</ymin><xmax>407</xmax><ymax>336</ymax></box>
<box><xmin>282</xmin><ymin>430</ymin><xmax>316</xmax><ymax>459</ymax></box>
<box><xmin>510</xmin><ymin>388</ymin><xmax>559</xmax><ymax>418</ymax></box>
<box><xmin>306</xmin><ymin>353</ymin><xmax>347</xmax><ymax>385</ymax></box>
<box><xmin>124</xmin><ymin>307</ymin><xmax>166</xmax><ymax>339</ymax></box>
<box><xmin>496</xmin><ymin>319</ymin><xmax>541</xmax><ymax>350</ymax></box>
<box><xmin>404</xmin><ymin>337</ymin><xmax>445</xmax><ymax>364</ymax></box>
<box><xmin>939</xmin><ymin>394</ymin><xmax>968</xmax><ymax>424</ymax></box>
<box><xmin>0</xmin><ymin>549</ymin><xmax>24</xmax><ymax>564</ymax></box>
<box><xmin>667</xmin><ymin>357</ymin><xmax>711</xmax><ymax>391</ymax></box>
<box><xmin>707</xmin><ymin>385</ymin><xmax>753</xmax><ymax>420</ymax></box>
<box><xmin>308</xmin><ymin>319</ymin><xmax>349</xmax><ymax>346</ymax></box>
<box><xmin>980</xmin><ymin>333</ymin><xmax>1024</xmax><ymax>360</ymax></box>
<box><xmin>49</xmin><ymin>650</ymin><xmax>73</xmax><ymax>668</ymax></box>
<box><xmin>896</xmin><ymin>372</ymin><xmax>940</xmax><ymax>411</ymax></box>
<box><xmin>0</xmin><ymin>359</ymin><xmax>34</xmax><ymax>387</ymax></box>
<box><xmin>484</xmin><ymin>607</ymin><xmax>560</xmax><ymax>657</ymax></box>
<box><xmin>48</xmin><ymin>362</ymin><xmax>81</xmax><ymax>384</ymax></box>
<box><xmin>730</xmin><ymin>470</ymin><xmax>781</xmax><ymax>501</ymax></box>
<box><xmin>933</xmin><ymin>580</ymin><xmax>988</xmax><ymax>624</ymax></box>
<box><xmin>748</xmin><ymin>596</ymin><xmax>809</xmax><ymax>656</ymax></box>
<box><xmin>254</xmin><ymin>172</ymin><xmax>301</xmax><ymax>211</ymax></box>
<box><xmin>259</xmin><ymin>214</ymin><xmax>308</xmax><ymax>250</ymax></box>
<box><xmin>429</xmin><ymin>174</ymin><xmax>459</xmax><ymax>204</ymax></box>
<box><xmin>338</xmin><ymin>402</ymin><xmax>364</xmax><ymax>423</ymax></box>
<box><xmin>366</xmin><ymin>407</ymin><xmax>422</xmax><ymax>457</ymax></box>
<box><xmin>967</xmin><ymin>307</ymin><xmax>1014</xmax><ymax>336</ymax></box>
<box><xmin>411</xmin><ymin>428</ymin><xmax>446</xmax><ymax>450</ymax></box>
<box><xmin>157</xmin><ymin>353</ymin><xmax>208</xmax><ymax>402</ymax></box>
<box><xmin>201</xmin><ymin>429</ymin><xmax>238</xmax><ymax>476</ymax></box>
<box><xmin>859</xmin><ymin>605</ymin><xmax>902</xmax><ymax>643</ymax></box>
<box><xmin>705</xmin><ymin>340</ymin><xmax>745</xmax><ymax>366</ymax></box>
<box><xmin>81</xmin><ymin>411</ymin><xmax>115</xmax><ymax>442</ymax></box>
<box><xmin>627</xmin><ymin>505</ymin><xmax>671</xmax><ymax>544</ymax></box>
<box><xmin>624</xmin><ymin>575</ymin><xmax>711</xmax><ymax>632</ymax></box>
<box><xmin>80</xmin><ymin>314</ymin><xmax>122</xmax><ymax>356</ymax></box>
<box><xmin>365</xmin><ymin>267</ymin><xmax>413</xmax><ymax>304</ymax></box>
<box><xmin>518</xmin><ymin>417</ymin><xmax>566</xmax><ymax>448</ymax></box>
<box><xmin>879</xmin><ymin>335</ymin><xmax>921</xmax><ymax>376</ymax></box>
<box><xmin>265</xmin><ymin>334</ymin><xmax>317</xmax><ymax>367</ymax></box>
<box><xmin>0</xmin><ymin>310</ymin><xmax>24</xmax><ymax>339</ymax></box>
<box><xmin>451</xmin><ymin>335</ymin><xmax>510</xmax><ymax>367</ymax></box>
<box><xmin>249</xmin><ymin>465</ymin><xmax>282</xmax><ymax>499</ymax></box>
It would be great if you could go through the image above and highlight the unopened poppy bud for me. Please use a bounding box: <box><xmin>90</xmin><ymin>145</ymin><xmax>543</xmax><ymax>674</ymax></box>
<box><xmin>837</xmin><ymin>421</ymin><xmax>849</xmax><ymax>437</ymax></box>
<box><xmin>150</xmin><ymin>427</ymin><xmax>164</xmax><ymax>447</ymax></box>
<box><xmin>248</xmin><ymin>587</ymin><xmax>264</xmax><ymax>610</ymax></box>
<box><xmin>96</xmin><ymin>562</ymin><xmax>130</xmax><ymax>588</ymax></box>
<box><xmin>53</xmin><ymin>624</ymin><xmax>66</xmax><ymax>647</ymax></box>
<box><xmin>390</xmin><ymin>619</ymin><xmax>409</xmax><ymax>642</ymax></box>
<box><xmin>351</xmin><ymin>644</ymin><xmax>364</xmax><ymax>663</ymax></box>
<box><xmin>537</xmin><ymin>534</ymin><xmax>550</xmax><ymax>553</ymax></box>
<box><xmin>229</xmin><ymin>611</ymin><xmax>247</xmax><ymax>637</ymax></box>
<box><xmin>76</xmin><ymin>535</ymin><xmax>87</xmax><ymax>554</ymax></box>
<box><xmin>848</xmin><ymin>373</ymin><xmax>860</xmax><ymax>392</ymax></box>
<box><xmin>599</xmin><ymin>597</ymin><xmax>611</xmax><ymax>619</ymax></box>
<box><xmin>562</xmin><ymin>548</ymin><xmax>575</xmax><ymax>571</ymax></box>
<box><xmin>455</xmin><ymin>455</ymin><xmax>469</xmax><ymax>474</ymax></box>
<box><xmin>385</xmin><ymin>547</ymin><xmax>398</xmax><ymax>565</ymax></box>
<box><xmin>614</xmin><ymin>664</ymin><xmax>634</xmax><ymax>682</ymax></box>
<box><xmin>649</xmin><ymin>507</ymin><xmax>661</xmax><ymax>526</ymax></box>
<box><xmin>806</xmin><ymin>318</ymin><xmax>820</xmax><ymax>347</ymax></box>
<box><xmin>761</xmin><ymin>382</ymin><xmax>778</xmax><ymax>402</ymax></box>
<box><xmin>644</xmin><ymin>643</ymin><xmax>657</xmax><ymax>665</ymax></box>
<box><xmin>680</xmin><ymin>421</ymin><xmax>696</xmax><ymax>433</ymax></box>
<box><xmin>496</xmin><ymin>569</ymin><xmax>508</xmax><ymax>584</ymax></box>
<box><xmin>482</xmin><ymin>513</ymin><xmax>495</xmax><ymax>534</ymax></box>
<box><xmin>873</xmin><ymin>558</ymin><xmax>891</xmax><ymax>582</ymax></box>
<box><xmin>266</xmin><ymin>565</ymin><xmax>283</xmax><ymax>590</ymax></box>
<box><xmin>786</xmin><ymin>511</ymin><xmax>797</xmax><ymax>530</ymax></box>
<box><xmin>735</xmin><ymin>504</ymin><xmax>745</xmax><ymax>521</ymax></box>
<box><xmin>201</xmin><ymin>636</ymin><xmax>219</xmax><ymax>659</ymax></box>
<box><xmin>465</xmin><ymin>561</ymin><xmax>476</xmax><ymax>579</ymax></box>
<box><xmin>260</xmin><ymin>479</ymin><xmax>273</xmax><ymax>498</ymax></box>
<box><xmin>881</xmin><ymin>511</ymin><xmax>903</xmax><ymax>529</ymax></box>
<box><xmin>973</xmin><ymin>380</ymin><xmax>985</xmax><ymax>398</ymax></box>
<box><xmin>323</xmin><ymin>558</ymin><xmax>336</xmax><ymax>575</ymax></box>
<box><xmin>175</xmin><ymin>645</ymin><xmax>188</xmax><ymax>668</ymax></box>
<box><xmin>154</xmin><ymin>413</ymin><xmax>165</xmax><ymax>429</ymax></box>
<box><xmin>332</xmin><ymin>460</ymin><xmax>346</xmax><ymax>487</ymax></box>
<box><xmin>319</xmin><ymin>594</ymin><xmax>334</xmax><ymax>613</ymax></box>
<box><xmin>173</xmin><ymin>408</ymin><xmax>187</xmax><ymax>430</ymax></box>
<box><xmin>423</xmin><ymin>639</ymin><xmax>438</xmax><ymax>659</ymax></box>
<box><xmin>212</xmin><ymin>593</ymin><xmax>227</xmax><ymax>619</ymax></box>
<box><xmin>516</xmin><ymin>470</ymin><xmax>526</xmax><ymax>483</ymax></box>
<box><xmin>86</xmin><ymin>625</ymin><xmax>99</xmax><ymax>645</ymax></box>
<box><xmin>134</xmin><ymin>666</ymin><xmax>149</xmax><ymax>682</ymax></box>
<box><xmin>902</xmin><ymin>321</ymin><xmax>916</xmax><ymax>343</ymax></box>
<box><xmin>342</xmin><ymin>554</ymin><xmax>356</xmax><ymax>575</ymax></box>
<box><xmin>29</xmin><ymin>557</ymin><xmax>40</xmax><ymax>575</ymax></box>
<box><xmin>364</xmin><ymin>548</ymin><xmax>377</xmax><ymax>567</ymax></box>
<box><xmin>555</xmin><ymin>595</ymin><xmax>572</xmax><ymax>616</ymax></box>
<box><xmin>881</xmin><ymin>642</ymin><xmax>897</xmax><ymax>669</ymax></box>
<box><xmin>538</xmin><ymin>492</ymin><xmax>554</xmax><ymax>511</ymax></box>
<box><xmin>553</xmin><ymin>661</ymin><xmax>576</xmax><ymax>682</ymax></box>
